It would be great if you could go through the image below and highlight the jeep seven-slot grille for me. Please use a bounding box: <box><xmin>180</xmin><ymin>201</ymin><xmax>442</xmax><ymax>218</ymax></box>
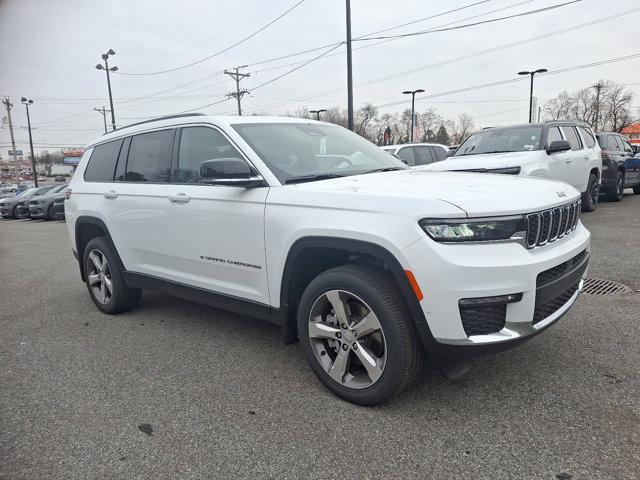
<box><xmin>525</xmin><ymin>200</ymin><xmax>581</xmax><ymax>248</ymax></box>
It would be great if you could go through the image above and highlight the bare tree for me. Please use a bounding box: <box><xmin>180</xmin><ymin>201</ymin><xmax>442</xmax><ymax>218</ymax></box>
<box><xmin>417</xmin><ymin>108</ymin><xmax>442</xmax><ymax>142</ymax></box>
<box><xmin>449</xmin><ymin>113</ymin><xmax>475</xmax><ymax>144</ymax></box>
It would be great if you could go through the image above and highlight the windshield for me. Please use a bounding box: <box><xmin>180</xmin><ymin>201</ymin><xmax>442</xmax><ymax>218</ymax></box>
<box><xmin>232</xmin><ymin>122</ymin><xmax>407</xmax><ymax>184</ymax></box>
<box><xmin>17</xmin><ymin>188</ymin><xmax>38</xmax><ymax>197</ymax></box>
<box><xmin>48</xmin><ymin>184</ymin><xmax>67</xmax><ymax>194</ymax></box>
<box><xmin>454</xmin><ymin>126</ymin><xmax>543</xmax><ymax>157</ymax></box>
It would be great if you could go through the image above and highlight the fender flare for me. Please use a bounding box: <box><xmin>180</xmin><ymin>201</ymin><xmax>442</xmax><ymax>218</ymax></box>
<box><xmin>279</xmin><ymin>236</ymin><xmax>438</xmax><ymax>350</ymax></box>
<box><xmin>74</xmin><ymin>216</ymin><xmax>126</xmax><ymax>280</ymax></box>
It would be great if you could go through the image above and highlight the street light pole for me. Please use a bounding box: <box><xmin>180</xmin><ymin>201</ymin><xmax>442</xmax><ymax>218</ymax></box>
<box><xmin>518</xmin><ymin>68</ymin><xmax>547</xmax><ymax>123</ymax></box>
<box><xmin>309</xmin><ymin>109</ymin><xmax>327</xmax><ymax>121</ymax></box>
<box><xmin>95</xmin><ymin>49</ymin><xmax>118</xmax><ymax>131</ymax></box>
<box><xmin>21</xmin><ymin>97</ymin><xmax>38</xmax><ymax>187</ymax></box>
<box><xmin>402</xmin><ymin>89</ymin><xmax>425</xmax><ymax>143</ymax></box>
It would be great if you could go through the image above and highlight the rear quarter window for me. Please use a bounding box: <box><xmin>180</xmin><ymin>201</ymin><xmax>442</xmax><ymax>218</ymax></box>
<box><xmin>83</xmin><ymin>140</ymin><xmax>123</xmax><ymax>182</ymax></box>
<box><xmin>578</xmin><ymin>126</ymin><xmax>596</xmax><ymax>148</ymax></box>
<box><xmin>561</xmin><ymin>126</ymin><xmax>583</xmax><ymax>151</ymax></box>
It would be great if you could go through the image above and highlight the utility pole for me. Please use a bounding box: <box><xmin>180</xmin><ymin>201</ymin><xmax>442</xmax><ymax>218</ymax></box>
<box><xmin>21</xmin><ymin>97</ymin><xmax>38</xmax><ymax>187</ymax></box>
<box><xmin>95</xmin><ymin>49</ymin><xmax>118</xmax><ymax>131</ymax></box>
<box><xmin>224</xmin><ymin>67</ymin><xmax>250</xmax><ymax>116</ymax></box>
<box><xmin>2</xmin><ymin>97</ymin><xmax>20</xmax><ymax>185</ymax></box>
<box><xmin>309</xmin><ymin>109</ymin><xmax>327</xmax><ymax>121</ymax></box>
<box><xmin>593</xmin><ymin>81</ymin><xmax>604</xmax><ymax>132</ymax></box>
<box><xmin>345</xmin><ymin>0</ymin><xmax>354</xmax><ymax>131</ymax></box>
<box><xmin>94</xmin><ymin>106</ymin><xmax>110</xmax><ymax>133</ymax></box>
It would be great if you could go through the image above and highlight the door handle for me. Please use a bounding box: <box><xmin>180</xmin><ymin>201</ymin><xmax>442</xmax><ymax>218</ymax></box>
<box><xmin>565</xmin><ymin>158</ymin><xmax>572</xmax><ymax>163</ymax></box>
<box><xmin>103</xmin><ymin>190</ymin><xmax>118</xmax><ymax>199</ymax></box>
<box><xmin>168</xmin><ymin>193</ymin><xmax>191</xmax><ymax>203</ymax></box>
<box><xmin>584</xmin><ymin>154</ymin><xmax>589</xmax><ymax>160</ymax></box>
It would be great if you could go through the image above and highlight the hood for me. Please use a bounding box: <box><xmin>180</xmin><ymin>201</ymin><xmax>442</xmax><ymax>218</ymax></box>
<box><xmin>30</xmin><ymin>191</ymin><xmax>64</xmax><ymax>202</ymax></box>
<box><xmin>288</xmin><ymin>169</ymin><xmax>579</xmax><ymax>217</ymax></box>
<box><xmin>419</xmin><ymin>150</ymin><xmax>539</xmax><ymax>172</ymax></box>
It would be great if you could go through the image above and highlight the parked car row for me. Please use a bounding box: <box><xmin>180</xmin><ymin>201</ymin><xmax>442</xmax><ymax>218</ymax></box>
<box><xmin>382</xmin><ymin>120</ymin><xmax>640</xmax><ymax>213</ymax></box>
<box><xmin>0</xmin><ymin>184</ymin><xmax>68</xmax><ymax>221</ymax></box>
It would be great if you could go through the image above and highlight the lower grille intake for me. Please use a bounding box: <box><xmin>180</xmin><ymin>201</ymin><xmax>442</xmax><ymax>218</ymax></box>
<box><xmin>533</xmin><ymin>282</ymin><xmax>579</xmax><ymax>324</ymax></box>
<box><xmin>460</xmin><ymin>304</ymin><xmax>506</xmax><ymax>336</ymax></box>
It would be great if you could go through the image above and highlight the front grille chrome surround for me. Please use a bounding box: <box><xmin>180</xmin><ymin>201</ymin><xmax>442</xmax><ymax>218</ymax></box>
<box><xmin>525</xmin><ymin>200</ymin><xmax>581</xmax><ymax>249</ymax></box>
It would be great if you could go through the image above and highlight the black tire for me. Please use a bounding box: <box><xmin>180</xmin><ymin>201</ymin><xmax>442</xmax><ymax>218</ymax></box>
<box><xmin>633</xmin><ymin>184</ymin><xmax>640</xmax><ymax>195</ymax></box>
<box><xmin>82</xmin><ymin>236</ymin><xmax>142</xmax><ymax>314</ymax></box>
<box><xmin>46</xmin><ymin>204</ymin><xmax>55</xmax><ymax>221</ymax></box>
<box><xmin>297</xmin><ymin>264</ymin><xmax>422</xmax><ymax>406</ymax></box>
<box><xmin>605</xmin><ymin>170</ymin><xmax>624</xmax><ymax>202</ymax></box>
<box><xmin>581</xmin><ymin>173</ymin><xmax>599</xmax><ymax>212</ymax></box>
<box><xmin>11</xmin><ymin>205</ymin><xmax>19</xmax><ymax>219</ymax></box>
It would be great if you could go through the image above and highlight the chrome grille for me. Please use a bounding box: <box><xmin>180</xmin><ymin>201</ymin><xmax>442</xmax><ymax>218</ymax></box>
<box><xmin>525</xmin><ymin>200</ymin><xmax>581</xmax><ymax>249</ymax></box>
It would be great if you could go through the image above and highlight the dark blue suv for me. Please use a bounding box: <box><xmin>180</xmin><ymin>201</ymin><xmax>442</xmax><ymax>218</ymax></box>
<box><xmin>596</xmin><ymin>132</ymin><xmax>640</xmax><ymax>201</ymax></box>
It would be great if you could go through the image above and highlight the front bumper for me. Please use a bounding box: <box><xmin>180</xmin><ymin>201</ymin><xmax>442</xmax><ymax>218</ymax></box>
<box><xmin>28</xmin><ymin>204</ymin><xmax>46</xmax><ymax>219</ymax></box>
<box><xmin>402</xmin><ymin>222</ymin><xmax>590</xmax><ymax>357</ymax></box>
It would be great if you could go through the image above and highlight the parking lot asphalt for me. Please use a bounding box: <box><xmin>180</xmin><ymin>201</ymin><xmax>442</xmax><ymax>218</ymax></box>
<box><xmin>1</xmin><ymin>194</ymin><xmax>639</xmax><ymax>480</ymax></box>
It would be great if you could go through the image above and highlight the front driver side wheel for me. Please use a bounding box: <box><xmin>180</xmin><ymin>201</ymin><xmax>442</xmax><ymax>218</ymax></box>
<box><xmin>297</xmin><ymin>264</ymin><xmax>422</xmax><ymax>405</ymax></box>
<box><xmin>83</xmin><ymin>236</ymin><xmax>142</xmax><ymax>314</ymax></box>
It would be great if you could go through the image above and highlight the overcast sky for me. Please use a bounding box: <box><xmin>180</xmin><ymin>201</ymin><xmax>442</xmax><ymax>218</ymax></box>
<box><xmin>1</xmin><ymin>0</ymin><xmax>639</xmax><ymax>154</ymax></box>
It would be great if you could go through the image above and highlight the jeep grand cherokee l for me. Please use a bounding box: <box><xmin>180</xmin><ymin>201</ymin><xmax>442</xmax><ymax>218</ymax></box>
<box><xmin>65</xmin><ymin>114</ymin><xmax>590</xmax><ymax>405</ymax></box>
<box><xmin>419</xmin><ymin>122</ymin><xmax>602</xmax><ymax>212</ymax></box>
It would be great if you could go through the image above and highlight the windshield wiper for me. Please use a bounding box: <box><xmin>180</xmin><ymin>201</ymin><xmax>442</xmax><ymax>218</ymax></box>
<box><xmin>456</xmin><ymin>150</ymin><xmax>512</xmax><ymax>157</ymax></box>
<box><xmin>284</xmin><ymin>173</ymin><xmax>346</xmax><ymax>184</ymax></box>
<box><xmin>362</xmin><ymin>167</ymin><xmax>404</xmax><ymax>174</ymax></box>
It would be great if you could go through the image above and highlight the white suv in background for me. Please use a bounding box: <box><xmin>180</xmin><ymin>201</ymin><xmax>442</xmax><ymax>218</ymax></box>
<box><xmin>381</xmin><ymin>143</ymin><xmax>450</xmax><ymax>166</ymax></box>
<box><xmin>420</xmin><ymin>122</ymin><xmax>602</xmax><ymax>212</ymax></box>
<box><xmin>65</xmin><ymin>114</ymin><xmax>590</xmax><ymax>405</ymax></box>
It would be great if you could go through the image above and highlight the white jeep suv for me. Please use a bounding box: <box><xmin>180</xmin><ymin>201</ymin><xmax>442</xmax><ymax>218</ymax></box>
<box><xmin>65</xmin><ymin>114</ymin><xmax>590</xmax><ymax>405</ymax></box>
<box><xmin>420</xmin><ymin>122</ymin><xmax>602</xmax><ymax>212</ymax></box>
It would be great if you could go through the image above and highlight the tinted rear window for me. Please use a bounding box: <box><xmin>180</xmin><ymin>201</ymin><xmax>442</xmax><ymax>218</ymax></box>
<box><xmin>84</xmin><ymin>140</ymin><xmax>123</xmax><ymax>182</ymax></box>
<box><xmin>125</xmin><ymin>130</ymin><xmax>174</xmax><ymax>183</ymax></box>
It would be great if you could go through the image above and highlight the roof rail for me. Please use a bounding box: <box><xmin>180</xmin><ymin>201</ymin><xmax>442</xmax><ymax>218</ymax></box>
<box><xmin>106</xmin><ymin>112</ymin><xmax>206</xmax><ymax>135</ymax></box>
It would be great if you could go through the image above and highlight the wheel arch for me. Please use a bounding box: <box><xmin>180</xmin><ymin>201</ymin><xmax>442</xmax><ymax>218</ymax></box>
<box><xmin>279</xmin><ymin>236</ymin><xmax>434</xmax><ymax>348</ymax></box>
<box><xmin>75</xmin><ymin>216</ymin><xmax>125</xmax><ymax>282</ymax></box>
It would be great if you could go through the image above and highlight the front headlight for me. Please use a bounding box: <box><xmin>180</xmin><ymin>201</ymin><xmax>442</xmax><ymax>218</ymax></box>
<box><xmin>487</xmin><ymin>166</ymin><xmax>521</xmax><ymax>175</ymax></box>
<box><xmin>420</xmin><ymin>217</ymin><xmax>526</xmax><ymax>242</ymax></box>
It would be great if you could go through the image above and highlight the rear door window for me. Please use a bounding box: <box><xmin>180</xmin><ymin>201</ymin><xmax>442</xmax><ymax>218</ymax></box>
<box><xmin>413</xmin><ymin>146</ymin><xmax>434</xmax><ymax>165</ymax></box>
<box><xmin>124</xmin><ymin>130</ymin><xmax>175</xmax><ymax>183</ymax></box>
<box><xmin>84</xmin><ymin>140</ymin><xmax>123</xmax><ymax>182</ymax></box>
<box><xmin>561</xmin><ymin>126</ymin><xmax>583</xmax><ymax>151</ymax></box>
<box><xmin>578</xmin><ymin>126</ymin><xmax>596</xmax><ymax>148</ymax></box>
<box><xmin>397</xmin><ymin>147</ymin><xmax>416</xmax><ymax>166</ymax></box>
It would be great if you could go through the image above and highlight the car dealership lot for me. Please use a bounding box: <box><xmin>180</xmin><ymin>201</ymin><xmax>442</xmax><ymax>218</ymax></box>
<box><xmin>1</xmin><ymin>196</ymin><xmax>639</xmax><ymax>479</ymax></box>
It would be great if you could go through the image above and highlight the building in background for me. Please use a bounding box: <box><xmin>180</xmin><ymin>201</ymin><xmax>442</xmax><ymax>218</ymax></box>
<box><xmin>621</xmin><ymin>123</ymin><xmax>640</xmax><ymax>145</ymax></box>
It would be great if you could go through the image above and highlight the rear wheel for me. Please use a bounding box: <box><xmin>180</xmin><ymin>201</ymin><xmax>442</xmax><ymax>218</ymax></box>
<box><xmin>297</xmin><ymin>264</ymin><xmax>422</xmax><ymax>406</ymax></box>
<box><xmin>605</xmin><ymin>170</ymin><xmax>624</xmax><ymax>202</ymax></box>
<box><xmin>633</xmin><ymin>184</ymin><xmax>640</xmax><ymax>195</ymax></box>
<box><xmin>83</xmin><ymin>237</ymin><xmax>142</xmax><ymax>314</ymax></box>
<box><xmin>581</xmin><ymin>173</ymin><xmax>599</xmax><ymax>212</ymax></box>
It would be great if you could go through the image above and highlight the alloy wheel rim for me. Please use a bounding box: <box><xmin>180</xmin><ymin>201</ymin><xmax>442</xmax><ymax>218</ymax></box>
<box><xmin>87</xmin><ymin>249</ymin><xmax>113</xmax><ymax>305</ymax></box>
<box><xmin>308</xmin><ymin>289</ymin><xmax>387</xmax><ymax>389</ymax></box>
<box><xmin>618</xmin><ymin>176</ymin><xmax>624</xmax><ymax>197</ymax></box>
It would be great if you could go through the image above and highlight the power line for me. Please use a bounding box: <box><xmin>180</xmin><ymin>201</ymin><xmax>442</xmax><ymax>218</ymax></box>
<box><xmin>356</xmin><ymin>0</ymin><xmax>582</xmax><ymax>41</ymax></box>
<box><xmin>116</xmin><ymin>0</ymin><xmax>306</xmax><ymax>75</ymax></box>
<box><xmin>238</xmin><ymin>6</ymin><xmax>640</xmax><ymax>114</ymax></box>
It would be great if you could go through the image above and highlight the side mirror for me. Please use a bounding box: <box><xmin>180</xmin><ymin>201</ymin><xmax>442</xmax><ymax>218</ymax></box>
<box><xmin>546</xmin><ymin>140</ymin><xmax>571</xmax><ymax>155</ymax></box>
<box><xmin>200</xmin><ymin>158</ymin><xmax>265</xmax><ymax>187</ymax></box>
